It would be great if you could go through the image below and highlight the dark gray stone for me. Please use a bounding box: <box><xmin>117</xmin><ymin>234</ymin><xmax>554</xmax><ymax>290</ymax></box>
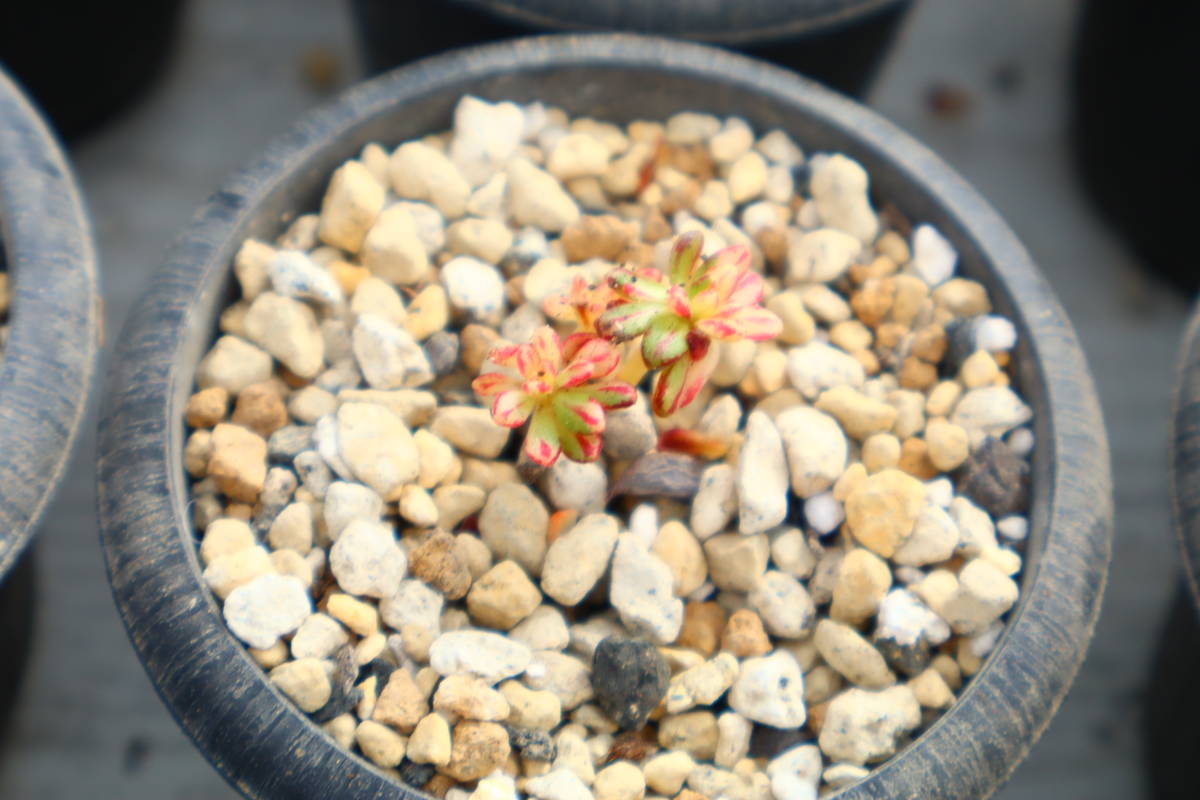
<box><xmin>957</xmin><ymin>436</ymin><xmax>1030</xmax><ymax>518</ymax></box>
<box><xmin>592</xmin><ymin>636</ymin><xmax>669</xmax><ymax>731</ymax></box>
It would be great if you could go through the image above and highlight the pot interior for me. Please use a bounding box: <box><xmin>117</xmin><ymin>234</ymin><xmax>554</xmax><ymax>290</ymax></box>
<box><xmin>168</xmin><ymin>52</ymin><xmax>1052</xmax><ymax>779</ymax></box>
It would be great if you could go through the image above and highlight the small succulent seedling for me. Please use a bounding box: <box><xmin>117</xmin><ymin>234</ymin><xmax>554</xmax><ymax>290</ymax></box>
<box><xmin>472</xmin><ymin>326</ymin><xmax>637</xmax><ymax>466</ymax></box>
<box><xmin>599</xmin><ymin>231</ymin><xmax>782</xmax><ymax>416</ymax></box>
<box><xmin>477</xmin><ymin>232</ymin><xmax>779</xmax><ymax>466</ymax></box>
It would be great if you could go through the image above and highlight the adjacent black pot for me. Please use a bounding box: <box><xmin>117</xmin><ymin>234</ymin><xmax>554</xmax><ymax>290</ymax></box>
<box><xmin>352</xmin><ymin>0</ymin><xmax>910</xmax><ymax>97</ymax></box>
<box><xmin>0</xmin><ymin>1</ymin><xmax>186</xmax><ymax>141</ymax></box>
<box><xmin>0</xmin><ymin>70</ymin><xmax>100</xmax><ymax>731</ymax></box>
<box><xmin>1153</xmin><ymin>301</ymin><xmax>1200</xmax><ymax>798</ymax></box>
<box><xmin>97</xmin><ymin>34</ymin><xmax>1111</xmax><ymax>800</ymax></box>
<box><xmin>1070</xmin><ymin>0</ymin><xmax>1199</xmax><ymax>293</ymax></box>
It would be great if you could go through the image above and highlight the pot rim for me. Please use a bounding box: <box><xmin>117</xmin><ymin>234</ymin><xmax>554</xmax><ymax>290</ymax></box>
<box><xmin>1171</xmin><ymin>301</ymin><xmax>1200</xmax><ymax>607</ymax></box>
<box><xmin>0</xmin><ymin>68</ymin><xmax>100</xmax><ymax>580</ymax></box>
<box><xmin>446</xmin><ymin>0</ymin><xmax>906</xmax><ymax>46</ymax></box>
<box><xmin>97</xmin><ymin>32</ymin><xmax>1112</xmax><ymax>800</ymax></box>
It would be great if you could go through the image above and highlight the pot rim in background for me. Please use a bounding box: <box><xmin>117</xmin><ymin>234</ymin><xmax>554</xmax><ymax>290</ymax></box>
<box><xmin>97</xmin><ymin>33</ymin><xmax>1111</xmax><ymax>800</ymax></box>
<box><xmin>1170</xmin><ymin>300</ymin><xmax>1200</xmax><ymax>605</ymax></box>
<box><xmin>0</xmin><ymin>68</ymin><xmax>101</xmax><ymax>581</ymax></box>
<box><xmin>447</xmin><ymin>0</ymin><xmax>906</xmax><ymax>46</ymax></box>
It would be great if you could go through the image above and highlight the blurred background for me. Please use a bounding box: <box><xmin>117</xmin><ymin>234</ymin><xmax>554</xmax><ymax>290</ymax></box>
<box><xmin>0</xmin><ymin>0</ymin><xmax>1192</xmax><ymax>797</ymax></box>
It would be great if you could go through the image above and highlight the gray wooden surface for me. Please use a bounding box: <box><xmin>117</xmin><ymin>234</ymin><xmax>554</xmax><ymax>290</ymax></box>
<box><xmin>0</xmin><ymin>0</ymin><xmax>1182</xmax><ymax>798</ymax></box>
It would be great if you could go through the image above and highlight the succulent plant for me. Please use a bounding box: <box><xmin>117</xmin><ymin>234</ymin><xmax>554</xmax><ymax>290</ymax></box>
<box><xmin>543</xmin><ymin>274</ymin><xmax>614</xmax><ymax>334</ymax></box>
<box><xmin>598</xmin><ymin>231</ymin><xmax>782</xmax><ymax>416</ymax></box>
<box><xmin>472</xmin><ymin>326</ymin><xmax>637</xmax><ymax>466</ymax></box>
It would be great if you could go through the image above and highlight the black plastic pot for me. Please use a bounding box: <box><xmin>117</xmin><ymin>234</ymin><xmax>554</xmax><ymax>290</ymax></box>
<box><xmin>98</xmin><ymin>34</ymin><xmax>1111</xmax><ymax>799</ymax></box>
<box><xmin>352</xmin><ymin>0</ymin><xmax>910</xmax><ymax>97</ymax></box>
<box><xmin>1154</xmin><ymin>301</ymin><xmax>1200</xmax><ymax>798</ymax></box>
<box><xmin>0</xmin><ymin>1</ymin><xmax>186</xmax><ymax>141</ymax></box>
<box><xmin>1070</xmin><ymin>0</ymin><xmax>1199</xmax><ymax>293</ymax></box>
<box><xmin>0</xmin><ymin>69</ymin><xmax>100</xmax><ymax>731</ymax></box>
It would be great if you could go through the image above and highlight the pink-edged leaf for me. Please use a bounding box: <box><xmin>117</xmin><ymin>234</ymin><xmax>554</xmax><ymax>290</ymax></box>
<box><xmin>543</xmin><ymin>291</ymin><xmax>574</xmax><ymax>321</ymax></box>
<box><xmin>609</xmin><ymin>268</ymin><xmax>669</xmax><ymax>303</ymax></box>
<box><xmin>597</xmin><ymin>301</ymin><xmax>663</xmax><ymax>340</ymax></box>
<box><xmin>526</xmin><ymin>326</ymin><xmax>563</xmax><ymax>374</ymax></box>
<box><xmin>641</xmin><ymin>315</ymin><xmax>691</xmax><ymax>368</ymax></box>
<box><xmin>698</xmin><ymin>244</ymin><xmax>752</xmax><ymax>289</ymax></box>
<box><xmin>698</xmin><ymin>306</ymin><xmax>783</xmax><ymax>341</ymax></box>
<box><xmin>588</xmin><ymin>380</ymin><xmax>638</xmax><ymax>410</ymax></box>
<box><xmin>520</xmin><ymin>378</ymin><xmax>555</xmax><ymax>397</ymax></box>
<box><xmin>491</xmin><ymin>390</ymin><xmax>535</xmax><ymax>428</ymax></box>
<box><xmin>487</xmin><ymin>343</ymin><xmax>524</xmax><ymax>369</ymax></box>
<box><xmin>523</xmin><ymin>408</ymin><xmax>563</xmax><ymax>466</ymax></box>
<box><xmin>472</xmin><ymin>371</ymin><xmax>518</xmax><ymax>396</ymax></box>
<box><xmin>554</xmin><ymin>393</ymin><xmax>606</xmax><ymax>435</ymax></box>
<box><xmin>669</xmin><ymin>231</ymin><xmax>705</xmax><ymax>285</ymax></box>
<box><xmin>651</xmin><ymin>344</ymin><xmax>719</xmax><ymax>416</ymax></box>
<box><xmin>560</xmin><ymin>431</ymin><xmax>603</xmax><ymax>462</ymax></box>
<box><xmin>559</xmin><ymin>336</ymin><xmax>621</xmax><ymax>387</ymax></box>
<box><xmin>726</xmin><ymin>268</ymin><xmax>766</xmax><ymax>308</ymax></box>
<box><xmin>666</xmin><ymin>285</ymin><xmax>692</xmax><ymax>319</ymax></box>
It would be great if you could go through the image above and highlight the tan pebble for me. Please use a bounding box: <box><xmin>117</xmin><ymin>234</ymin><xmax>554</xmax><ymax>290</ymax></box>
<box><xmin>270</xmin><ymin>549</ymin><xmax>312</xmax><ymax>587</ymax></box>
<box><xmin>207</xmin><ymin>423</ymin><xmax>267</xmax><ymax>502</ymax></box>
<box><xmin>501</xmin><ymin>681</ymin><xmax>562</xmax><ymax>730</ymax></box>
<box><xmin>186</xmin><ymin>387</ymin><xmax>229</xmax><ymax>428</ymax></box>
<box><xmin>461</xmin><ymin>324</ymin><xmax>502</xmax><ymax>373</ymax></box>
<box><xmin>657</xmin><ymin>711</ymin><xmax>719</xmax><ymax>761</ymax></box>
<box><xmin>957</xmin><ymin>638</ymin><xmax>983</xmax><ymax>677</ymax></box>
<box><xmin>889</xmin><ymin>275</ymin><xmax>929</xmax><ymax>328</ymax></box>
<box><xmin>329</xmin><ymin>260</ymin><xmax>370</xmax><ymax>294</ymax></box>
<box><xmin>876</xmin><ymin>231</ymin><xmax>910</xmax><ymax>264</ymax></box>
<box><xmin>405</xmin><ymin>285</ymin><xmax>450</xmax><ymax>341</ymax></box>
<box><xmin>199</xmin><ymin>517</ymin><xmax>256</xmax><ymax>565</ymax></box>
<box><xmin>660</xmin><ymin>647</ymin><xmax>705</xmax><ymax>674</ymax></box>
<box><xmin>322</xmin><ymin>713</ymin><xmax>356</xmax><ymax>751</ymax></box>
<box><xmin>643</xmin><ymin>751</ymin><xmax>695</xmax><ymax>796</ymax></box>
<box><xmin>925</xmin><ymin>381</ymin><xmax>963</xmax><ymax>417</ymax></box>
<box><xmin>803</xmin><ymin>665</ymin><xmax>843</xmax><ymax>706</ymax></box>
<box><xmin>443</xmin><ymin>721</ymin><xmax>512</xmax><ymax>781</ymax></box>
<box><xmin>908</xmin><ymin>668</ymin><xmax>954</xmax><ymax>709</ymax></box>
<box><xmin>924</xmin><ymin>418</ymin><xmax>970</xmax><ymax>471</ymax></box>
<box><xmin>843</xmin><ymin>468</ymin><xmax>926</xmax><ymax>558</ymax></box>
<box><xmin>897</xmin><ymin>438</ymin><xmax>940</xmax><ymax>480</ymax></box>
<box><xmin>435</xmin><ymin>483</ymin><xmax>488</xmax><ymax>531</ymax></box>
<box><xmin>399</xmin><ymin>484</ymin><xmax>440</xmax><ymax>528</ymax></box>
<box><xmin>268</xmin><ymin>503</ymin><xmax>313</xmax><ymax>554</ymax></box>
<box><xmin>402</xmin><ymin>624</ymin><xmax>436</xmax><ymax>663</ymax></box>
<box><xmin>410</xmin><ymin>531</ymin><xmax>473</xmax><ymax>599</ymax></box>
<box><xmin>931</xmin><ymin>653</ymin><xmax>963</xmax><ymax>690</ymax></box>
<box><xmin>830</xmin><ymin>548</ymin><xmax>893</xmax><ymax>625</ymax></box>
<box><xmin>467</xmin><ymin>560</ymin><xmax>542</xmax><ymax>629</ymax></box>
<box><xmin>719</xmin><ymin>609</ymin><xmax>771</xmax><ymax>658</ymax></box>
<box><xmin>202</xmin><ymin>546</ymin><xmax>273</xmax><ymax>599</ymax></box>
<box><xmin>408</xmin><ymin>713</ymin><xmax>453</xmax><ymax>765</ymax></box>
<box><xmin>960</xmin><ymin>350</ymin><xmax>1001</xmax><ymax>388</ymax></box>
<box><xmin>933</xmin><ymin>278</ymin><xmax>991</xmax><ymax>317</ymax></box>
<box><xmin>595</xmin><ymin>760</ymin><xmax>647</xmax><ymax>800</ymax></box>
<box><xmin>888</xmin><ymin>389</ymin><xmax>927</xmax><ymax>439</ymax></box>
<box><xmin>425</xmin><ymin>773</ymin><xmax>457</xmax><ymax>797</ymax></box>
<box><xmin>832</xmin><ymin>462</ymin><xmax>868</xmax><ymax>502</ymax></box>
<box><xmin>815</xmin><ymin>385</ymin><xmax>898</xmax><ymax>440</ymax></box>
<box><xmin>249</xmin><ymin>641</ymin><xmax>289</xmax><ymax>669</ymax></box>
<box><xmin>910</xmin><ymin>324</ymin><xmax>948</xmax><ymax>363</ymax></box>
<box><xmin>357</xmin><ymin>676</ymin><xmax>379</xmax><ymax>720</ymax></box>
<box><xmin>416</xmin><ymin>667</ymin><xmax>441</xmax><ymax>698</ymax></box>
<box><xmin>676</xmin><ymin>602</ymin><xmax>727</xmax><ymax>657</ymax></box>
<box><xmin>830</xmin><ymin>320</ymin><xmax>873</xmax><ymax>353</ymax></box>
<box><xmin>326</xmin><ymin>592</ymin><xmax>380</xmax><ymax>637</ymax></box>
<box><xmin>185</xmin><ymin>430</ymin><xmax>213</xmax><ymax>477</ymax></box>
<box><xmin>674</xmin><ymin>791</ymin><xmax>709</xmax><ymax>800</ymax></box>
<box><xmin>898</xmin><ymin>356</ymin><xmax>938</xmax><ymax>391</ymax></box>
<box><xmin>318</xmin><ymin>160</ymin><xmax>385</xmax><ymax>253</ymax></box>
<box><xmin>356</xmin><ymin>632</ymin><xmax>388</xmax><ymax>664</ymax></box>
<box><xmin>875</xmin><ymin>322</ymin><xmax>907</xmax><ymax>351</ymax></box>
<box><xmin>704</xmin><ymin>534</ymin><xmax>769</xmax><ymax>592</ymax></box>
<box><xmin>751</xmin><ymin>345</ymin><xmax>788</xmax><ymax>395</ymax></box>
<box><xmin>355</xmin><ymin>719</ymin><xmax>408</xmax><ymax>768</ymax></box>
<box><xmin>766</xmin><ymin>291</ymin><xmax>815</xmax><ymax>346</ymax></box>
<box><xmin>862</xmin><ymin>433</ymin><xmax>901</xmax><ymax>473</ymax></box>
<box><xmin>560</xmin><ymin>214</ymin><xmax>636</xmax><ymax>262</ymax></box>
<box><xmin>814</xmin><ymin>619</ymin><xmax>895</xmax><ymax>688</ymax></box>
<box><xmin>652</xmin><ymin>521</ymin><xmax>708</xmax><ymax>597</ymax></box>
<box><xmin>850</xmin><ymin>278</ymin><xmax>895</xmax><ymax>327</ymax></box>
<box><xmin>455</xmin><ymin>533</ymin><xmax>494</xmax><ymax>581</ymax></box>
<box><xmin>434</xmin><ymin>674</ymin><xmax>511</xmax><ymax>722</ymax></box>
<box><xmin>461</xmin><ymin>458</ymin><xmax>522</xmax><ymax>491</ymax></box>
<box><xmin>374</xmin><ymin>669</ymin><xmax>428</xmax><ymax>732</ymax></box>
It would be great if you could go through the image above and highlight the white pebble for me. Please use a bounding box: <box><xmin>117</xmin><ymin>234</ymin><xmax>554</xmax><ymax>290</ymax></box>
<box><xmin>910</xmin><ymin>224</ymin><xmax>957</xmax><ymax>286</ymax></box>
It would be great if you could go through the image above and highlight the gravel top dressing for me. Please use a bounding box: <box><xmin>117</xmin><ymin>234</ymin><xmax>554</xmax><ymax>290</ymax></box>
<box><xmin>183</xmin><ymin>95</ymin><xmax>1032</xmax><ymax>800</ymax></box>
